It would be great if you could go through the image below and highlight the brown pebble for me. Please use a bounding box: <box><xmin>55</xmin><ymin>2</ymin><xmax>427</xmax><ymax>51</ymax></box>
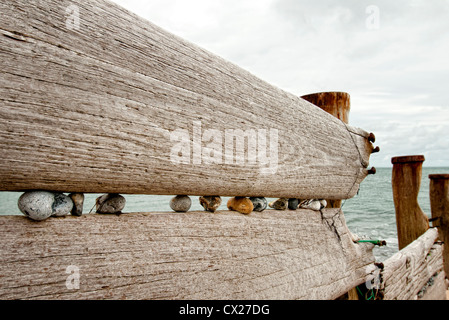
<box><xmin>199</xmin><ymin>196</ymin><xmax>222</xmax><ymax>213</ymax></box>
<box><xmin>69</xmin><ymin>193</ymin><xmax>84</xmax><ymax>216</ymax></box>
<box><xmin>96</xmin><ymin>193</ymin><xmax>126</xmax><ymax>214</ymax></box>
<box><xmin>227</xmin><ymin>197</ymin><xmax>254</xmax><ymax>215</ymax></box>
<box><xmin>269</xmin><ymin>198</ymin><xmax>288</xmax><ymax>210</ymax></box>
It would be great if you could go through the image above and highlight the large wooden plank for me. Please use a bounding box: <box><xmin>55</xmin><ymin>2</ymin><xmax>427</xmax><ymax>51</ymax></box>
<box><xmin>0</xmin><ymin>208</ymin><xmax>375</xmax><ymax>300</ymax></box>
<box><xmin>0</xmin><ymin>0</ymin><xmax>374</xmax><ymax>199</ymax></box>
<box><xmin>379</xmin><ymin>228</ymin><xmax>446</xmax><ymax>300</ymax></box>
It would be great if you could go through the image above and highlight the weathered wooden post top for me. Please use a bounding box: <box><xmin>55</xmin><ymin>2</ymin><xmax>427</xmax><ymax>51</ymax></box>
<box><xmin>301</xmin><ymin>92</ymin><xmax>351</xmax><ymax>124</ymax></box>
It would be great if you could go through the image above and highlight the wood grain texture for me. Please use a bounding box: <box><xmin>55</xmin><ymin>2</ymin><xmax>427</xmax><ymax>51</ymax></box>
<box><xmin>418</xmin><ymin>271</ymin><xmax>447</xmax><ymax>300</ymax></box>
<box><xmin>391</xmin><ymin>156</ymin><xmax>429</xmax><ymax>250</ymax></box>
<box><xmin>380</xmin><ymin>228</ymin><xmax>446</xmax><ymax>300</ymax></box>
<box><xmin>301</xmin><ymin>92</ymin><xmax>350</xmax><ymax>125</ymax></box>
<box><xmin>0</xmin><ymin>208</ymin><xmax>375</xmax><ymax>300</ymax></box>
<box><xmin>0</xmin><ymin>0</ymin><xmax>374</xmax><ymax>199</ymax></box>
<box><xmin>301</xmin><ymin>92</ymin><xmax>354</xmax><ymax>210</ymax></box>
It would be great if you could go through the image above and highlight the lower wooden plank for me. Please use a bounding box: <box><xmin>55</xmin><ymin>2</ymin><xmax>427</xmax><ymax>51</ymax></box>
<box><xmin>0</xmin><ymin>208</ymin><xmax>375</xmax><ymax>300</ymax></box>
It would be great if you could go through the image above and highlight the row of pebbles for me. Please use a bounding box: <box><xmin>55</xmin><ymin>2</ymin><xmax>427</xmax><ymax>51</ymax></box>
<box><xmin>170</xmin><ymin>195</ymin><xmax>327</xmax><ymax>215</ymax></box>
<box><xmin>18</xmin><ymin>191</ymin><xmax>327</xmax><ymax>221</ymax></box>
<box><xmin>18</xmin><ymin>191</ymin><xmax>125</xmax><ymax>221</ymax></box>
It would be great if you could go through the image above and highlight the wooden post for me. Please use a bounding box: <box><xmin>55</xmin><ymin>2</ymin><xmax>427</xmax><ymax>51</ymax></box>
<box><xmin>301</xmin><ymin>92</ymin><xmax>350</xmax><ymax>124</ymax></box>
<box><xmin>301</xmin><ymin>92</ymin><xmax>351</xmax><ymax>209</ymax></box>
<box><xmin>391</xmin><ymin>155</ymin><xmax>429</xmax><ymax>250</ymax></box>
<box><xmin>429</xmin><ymin>174</ymin><xmax>449</xmax><ymax>277</ymax></box>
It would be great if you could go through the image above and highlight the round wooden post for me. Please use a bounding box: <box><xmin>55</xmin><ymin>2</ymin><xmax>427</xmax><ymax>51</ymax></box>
<box><xmin>391</xmin><ymin>155</ymin><xmax>429</xmax><ymax>250</ymax></box>
<box><xmin>301</xmin><ymin>92</ymin><xmax>350</xmax><ymax>124</ymax></box>
<box><xmin>429</xmin><ymin>174</ymin><xmax>449</xmax><ymax>277</ymax></box>
<box><xmin>301</xmin><ymin>92</ymin><xmax>351</xmax><ymax>208</ymax></box>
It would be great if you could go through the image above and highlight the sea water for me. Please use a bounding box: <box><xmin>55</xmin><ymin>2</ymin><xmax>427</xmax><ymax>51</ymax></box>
<box><xmin>1</xmin><ymin>167</ymin><xmax>447</xmax><ymax>262</ymax></box>
<box><xmin>343</xmin><ymin>167</ymin><xmax>449</xmax><ymax>261</ymax></box>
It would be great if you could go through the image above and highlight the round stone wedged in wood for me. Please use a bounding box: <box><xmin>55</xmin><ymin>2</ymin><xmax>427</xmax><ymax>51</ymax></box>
<box><xmin>96</xmin><ymin>193</ymin><xmax>126</xmax><ymax>214</ymax></box>
<box><xmin>199</xmin><ymin>196</ymin><xmax>222</xmax><ymax>213</ymax></box>
<box><xmin>288</xmin><ymin>198</ymin><xmax>299</xmax><ymax>210</ymax></box>
<box><xmin>249</xmin><ymin>197</ymin><xmax>267</xmax><ymax>212</ymax></box>
<box><xmin>170</xmin><ymin>195</ymin><xmax>192</xmax><ymax>212</ymax></box>
<box><xmin>227</xmin><ymin>197</ymin><xmax>254</xmax><ymax>215</ymax></box>
<box><xmin>52</xmin><ymin>193</ymin><xmax>73</xmax><ymax>217</ymax></box>
<box><xmin>69</xmin><ymin>193</ymin><xmax>84</xmax><ymax>216</ymax></box>
<box><xmin>299</xmin><ymin>199</ymin><xmax>324</xmax><ymax>211</ymax></box>
<box><xmin>269</xmin><ymin>198</ymin><xmax>288</xmax><ymax>210</ymax></box>
<box><xmin>18</xmin><ymin>191</ymin><xmax>55</xmax><ymax>221</ymax></box>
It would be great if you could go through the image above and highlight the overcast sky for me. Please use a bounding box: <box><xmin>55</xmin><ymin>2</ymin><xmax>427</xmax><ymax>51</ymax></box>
<box><xmin>111</xmin><ymin>0</ymin><xmax>449</xmax><ymax>167</ymax></box>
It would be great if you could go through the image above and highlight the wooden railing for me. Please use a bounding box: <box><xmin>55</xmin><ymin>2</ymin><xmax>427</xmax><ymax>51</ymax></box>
<box><xmin>0</xmin><ymin>0</ymin><xmax>446</xmax><ymax>300</ymax></box>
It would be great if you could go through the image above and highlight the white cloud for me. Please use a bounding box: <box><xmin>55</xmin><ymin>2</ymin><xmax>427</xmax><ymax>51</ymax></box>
<box><xmin>111</xmin><ymin>0</ymin><xmax>449</xmax><ymax>167</ymax></box>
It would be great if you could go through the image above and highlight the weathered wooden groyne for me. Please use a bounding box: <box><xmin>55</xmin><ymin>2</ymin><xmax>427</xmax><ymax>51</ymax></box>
<box><xmin>0</xmin><ymin>0</ymin><xmax>447</xmax><ymax>300</ymax></box>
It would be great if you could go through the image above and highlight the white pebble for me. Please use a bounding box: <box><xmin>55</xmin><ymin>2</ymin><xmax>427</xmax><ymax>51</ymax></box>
<box><xmin>18</xmin><ymin>191</ymin><xmax>55</xmax><ymax>221</ymax></box>
<box><xmin>300</xmin><ymin>199</ymin><xmax>322</xmax><ymax>211</ymax></box>
<box><xmin>52</xmin><ymin>193</ymin><xmax>74</xmax><ymax>217</ymax></box>
<box><xmin>319</xmin><ymin>199</ymin><xmax>327</xmax><ymax>208</ymax></box>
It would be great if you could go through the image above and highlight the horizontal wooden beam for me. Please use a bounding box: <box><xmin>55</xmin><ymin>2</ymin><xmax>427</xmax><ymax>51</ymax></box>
<box><xmin>0</xmin><ymin>0</ymin><xmax>374</xmax><ymax>199</ymax></box>
<box><xmin>0</xmin><ymin>209</ymin><xmax>375</xmax><ymax>300</ymax></box>
<box><xmin>380</xmin><ymin>228</ymin><xmax>446</xmax><ymax>300</ymax></box>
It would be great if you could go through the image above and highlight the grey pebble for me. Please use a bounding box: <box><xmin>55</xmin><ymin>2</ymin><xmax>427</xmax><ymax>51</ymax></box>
<box><xmin>170</xmin><ymin>195</ymin><xmax>192</xmax><ymax>212</ymax></box>
<box><xmin>52</xmin><ymin>193</ymin><xmax>73</xmax><ymax>217</ymax></box>
<box><xmin>249</xmin><ymin>197</ymin><xmax>267</xmax><ymax>212</ymax></box>
<box><xmin>96</xmin><ymin>193</ymin><xmax>126</xmax><ymax>214</ymax></box>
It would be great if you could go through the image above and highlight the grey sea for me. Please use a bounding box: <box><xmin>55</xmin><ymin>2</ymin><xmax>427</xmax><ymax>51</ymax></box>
<box><xmin>1</xmin><ymin>167</ymin><xmax>447</xmax><ymax>262</ymax></box>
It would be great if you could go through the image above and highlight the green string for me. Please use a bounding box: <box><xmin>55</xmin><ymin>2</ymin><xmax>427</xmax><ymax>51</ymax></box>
<box><xmin>357</xmin><ymin>240</ymin><xmax>386</xmax><ymax>246</ymax></box>
<box><xmin>356</xmin><ymin>286</ymin><xmax>377</xmax><ymax>300</ymax></box>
